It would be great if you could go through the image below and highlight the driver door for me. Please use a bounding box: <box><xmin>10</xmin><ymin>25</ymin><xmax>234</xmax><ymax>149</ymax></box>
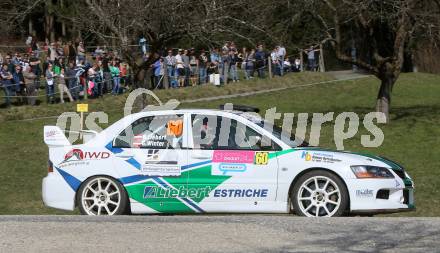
<box><xmin>112</xmin><ymin>113</ymin><xmax>191</xmax><ymax>213</ymax></box>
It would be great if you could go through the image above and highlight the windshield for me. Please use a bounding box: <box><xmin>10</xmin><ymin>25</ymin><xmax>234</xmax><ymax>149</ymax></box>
<box><xmin>255</xmin><ymin>121</ymin><xmax>308</xmax><ymax>148</ymax></box>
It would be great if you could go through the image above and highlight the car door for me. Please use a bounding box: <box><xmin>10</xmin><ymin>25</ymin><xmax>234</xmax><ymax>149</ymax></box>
<box><xmin>112</xmin><ymin>113</ymin><xmax>192</xmax><ymax>213</ymax></box>
<box><xmin>186</xmin><ymin>112</ymin><xmax>281</xmax><ymax>212</ymax></box>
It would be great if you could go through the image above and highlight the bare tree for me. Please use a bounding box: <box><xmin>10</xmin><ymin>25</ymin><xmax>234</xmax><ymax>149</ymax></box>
<box><xmin>308</xmin><ymin>0</ymin><xmax>440</xmax><ymax>122</ymax></box>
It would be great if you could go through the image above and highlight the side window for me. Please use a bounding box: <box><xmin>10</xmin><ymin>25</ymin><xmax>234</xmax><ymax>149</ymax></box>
<box><xmin>191</xmin><ymin>114</ymin><xmax>280</xmax><ymax>151</ymax></box>
<box><xmin>114</xmin><ymin>115</ymin><xmax>184</xmax><ymax>149</ymax></box>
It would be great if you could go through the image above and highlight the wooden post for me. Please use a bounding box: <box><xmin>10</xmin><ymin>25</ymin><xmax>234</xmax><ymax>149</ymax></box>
<box><xmin>84</xmin><ymin>80</ymin><xmax>88</xmax><ymax>99</ymax></box>
<box><xmin>28</xmin><ymin>19</ymin><xmax>33</xmax><ymax>36</ymax></box>
<box><xmin>164</xmin><ymin>65</ymin><xmax>169</xmax><ymax>89</ymax></box>
<box><xmin>268</xmin><ymin>56</ymin><xmax>272</xmax><ymax>78</ymax></box>
<box><xmin>300</xmin><ymin>51</ymin><xmax>304</xmax><ymax>72</ymax></box>
<box><xmin>80</xmin><ymin>112</ymin><xmax>84</xmax><ymax>131</ymax></box>
<box><xmin>319</xmin><ymin>44</ymin><xmax>325</xmax><ymax>72</ymax></box>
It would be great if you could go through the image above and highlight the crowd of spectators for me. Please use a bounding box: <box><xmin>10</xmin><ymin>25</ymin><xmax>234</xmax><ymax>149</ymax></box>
<box><xmin>0</xmin><ymin>38</ymin><xmax>130</xmax><ymax>107</ymax></box>
<box><xmin>150</xmin><ymin>42</ymin><xmax>304</xmax><ymax>89</ymax></box>
<box><xmin>0</xmin><ymin>37</ymin><xmax>319</xmax><ymax>108</ymax></box>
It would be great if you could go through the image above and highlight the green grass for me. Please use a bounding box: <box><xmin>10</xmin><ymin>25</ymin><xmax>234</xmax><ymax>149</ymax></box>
<box><xmin>0</xmin><ymin>72</ymin><xmax>439</xmax><ymax>216</ymax></box>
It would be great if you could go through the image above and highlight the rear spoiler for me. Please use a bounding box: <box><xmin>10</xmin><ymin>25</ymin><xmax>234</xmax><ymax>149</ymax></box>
<box><xmin>44</xmin><ymin>126</ymin><xmax>71</xmax><ymax>147</ymax></box>
<box><xmin>44</xmin><ymin>126</ymin><xmax>98</xmax><ymax>147</ymax></box>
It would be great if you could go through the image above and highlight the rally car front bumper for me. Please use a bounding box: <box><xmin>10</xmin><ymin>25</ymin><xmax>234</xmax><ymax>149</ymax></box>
<box><xmin>346</xmin><ymin>176</ymin><xmax>415</xmax><ymax>214</ymax></box>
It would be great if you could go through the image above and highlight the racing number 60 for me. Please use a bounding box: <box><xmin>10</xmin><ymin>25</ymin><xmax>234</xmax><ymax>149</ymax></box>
<box><xmin>255</xmin><ymin>152</ymin><xmax>269</xmax><ymax>165</ymax></box>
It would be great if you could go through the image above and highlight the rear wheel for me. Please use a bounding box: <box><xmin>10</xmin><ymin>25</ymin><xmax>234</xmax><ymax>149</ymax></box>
<box><xmin>77</xmin><ymin>176</ymin><xmax>128</xmax><ymax>215</ymax></box>
<box><xmin>292</xmin><ymin>170</ymin><xmax>348</xmax><ymax>217</ymax></box>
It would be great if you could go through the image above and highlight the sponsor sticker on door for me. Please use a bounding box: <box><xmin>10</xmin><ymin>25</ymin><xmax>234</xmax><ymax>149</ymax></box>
<box><xmin>141</xmin><ymin>161</ymin><xmax>181</xmax><ymax>176</ymax></box>
<box><xmin>212</xmin><ymin>150</ymin><xmax>255</xmax><ymax>164</ymax></box>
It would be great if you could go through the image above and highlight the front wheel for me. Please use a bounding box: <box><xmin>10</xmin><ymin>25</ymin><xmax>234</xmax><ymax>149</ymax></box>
<box><xmin>292</xmin><ymin>170</ymin><xmax>349</xmax><ymax>217</ymax></box>
<box><xmin>77</xmin><ymin>176</ymin><xmax>128</xmax><ymax>215</ymax></box>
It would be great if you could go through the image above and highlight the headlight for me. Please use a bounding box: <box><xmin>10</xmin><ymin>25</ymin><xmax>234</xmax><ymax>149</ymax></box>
<box><xmin>351</xmin><ymin>165</ymin><xmax>394</xmax><ymax>179</ymax></box>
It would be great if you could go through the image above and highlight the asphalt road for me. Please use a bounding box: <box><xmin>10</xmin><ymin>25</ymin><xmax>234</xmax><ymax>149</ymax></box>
<box><xmin>0</xmin><ymin>215</ymin><xmax>439</xmax><ymax>253</ymax></box>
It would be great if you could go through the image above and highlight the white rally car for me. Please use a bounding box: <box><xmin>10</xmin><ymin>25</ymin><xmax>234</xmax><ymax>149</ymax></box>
<box><xmin>42</xmin><ymin>108</ymin><xmax>415</xmax><ymax>216</ymax></box>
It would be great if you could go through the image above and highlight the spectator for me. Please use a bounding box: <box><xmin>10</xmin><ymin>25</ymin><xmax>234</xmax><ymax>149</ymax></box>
<box><xmin>245</xmin><ymin>49</ymin><xmax>255</xmax><ymax>79</ymax></box>
<box><xmin>66</xmin><ymin>62</ymin><xmax>79</xmax><ymax>100</ymax></box>
<box><xmin>96</xmin><ymin>61</ymin><xmax>104</xmax><ymax>97</ymax></box>
<box><xmin>175</xmin><ymin>50</ymin><xmax>185</xmax><ymax>87</ymax></box>
<box><xmin>110</xmin><ymin>60</ymin><xmax>120</xmax><ymax>95</ymax></box>
<box><xmin>306</xmin><ymin>46</ymin><xmax>318</xmax><ymax>71</ymax></box>
<box><xmin>77</xmin><ymin>41</ymin><xmax>86</xmax><ymax>63</ymax></box>
<box><xmin>29</xmin><ymin>52</ymin><xmax>41</xmax><ymax>90</ymax></box>
<box><xmin>229</xmin><ymin>49</ymin><xmax>239</xmax><ymax>82</ymax></box>
<box><xmin>283</xmin><ymin>58</ymin><xmax>292</xmax><ymax>73</ymax></box>
<box><xmin>271</xmin><ymin>47</ymin><xmax>280</xmax><ymax>76</ymax></box>
<box><xmin>153</xmin><ymin>58</ymin><xmax>164</xmax><ymax>89</ymax></box>
<box><xmin>119</xmin><ymin>62</ymin><xmax>128</xmax><ymax>91</ymax></box>
<box><xmin>198</xmin><ymin>50</ymin><xmax>208</xmax><ymax>84</ymax></box>
<box><xmin>294</xmin><ymin>58</ymin><xmax>301</xmax><ymax>72</ymax></box>
<box><xmin>277</xmin><ymin>45</ymin><xmax>286</xmax><ymax>76</ymax></box>
<box><xmin>255</xmin><ymin>44</ymin><xmax>266</xmax><ymax>78</ymax></box>
<box><xmin>94</xmin><ymin>46</ymin><xmax>104</xmax><ymax>58</ymax></box>
<box><xmin>1</xmin><ymin>64</ymin><xmax>14</xmax><ymax>107</ymax></box>
<box><xmin>220</xmin><ymin>42</ymin><xmax>231</xmax><ymax>84</ymax></box>
<box><xmin>23</xmin><ymin>65</ymin><xmax>37</xmax><ymax>106</ymax></box>
<box><xmin>48</xmin><ymin>42</ymin><xmax>58</xmax><ymax>63</ymax></box>
<box><xmin>210</xmin><ymin>48</ymin><xmax>220</xmax><ymax>72</ymax></box>
<box><xmin>63</xmin><ymin>42</ymin><xmax>70</xmax><ymax>59</ymax></box>
<box><xmin>182</xmin><ymin>49</ymin><xmax>190</xmax><ymax>86</ymax></box>
<box><xmin>102</xmin><ymin>58</ymin><xmax>112</xmax><ymax>93</ymax></box>
<box><xmin>68</xmin><ymin>41</ymin><xmax>76</xmax><ymax>62</ymax></box>
<box><xmin>12</xmin><ymin>65</ymin><xmax>25</xmax><ymax>104</ymax></box>
<box><xmin>31</xmin><ymin>39</ymin><xmax>39</xmax><ymax>57</ymax></box>
<box><xmin>45</xmin><ymin>63</ymin><xmax>55</xmax><ymax>104</ymax></box>
<box><xmin>189</xmin><ymin>49</ymin><xmax>198</xmax><ymax>86</ymax></box>
<box><xmin>139</xmin><ymin>36</ymin><xmax>148</xmax><ymax>55</ymax></box>
<box><xmin>164</xmin><ymin>49</ymin><xmax>176</xmax><ymax>88</ymax></box>
<box><xmin>87</xmin><ymin>63</ymin><xmax>98</xmax><ymax>97</ymax></box>
<box><xmin>58</xmin><ymin>67</ymin><xmax>74</xmax><ymax>103</ymax></box>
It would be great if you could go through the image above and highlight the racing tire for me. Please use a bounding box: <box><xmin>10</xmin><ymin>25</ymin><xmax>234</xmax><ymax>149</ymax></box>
<box><xmin>77</xmin><ymin>176</ymin><xmax>129</xmax><ymax>215</ymax></box>
<box><xmin>291</xmin><ymin>170</ymin><xmax>349</xmax><ymax>217</ymax></box>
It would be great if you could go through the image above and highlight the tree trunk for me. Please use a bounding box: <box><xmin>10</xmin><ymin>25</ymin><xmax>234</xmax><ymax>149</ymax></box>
<box><xmin>375</xmin><ymin>77</ymin><xmax>395</xmax><ymax>123</ymax></box>
<box><xmin>28</xmin><ymin>19</ymin><xmax>33</xmax><ymax>36</ymax></box>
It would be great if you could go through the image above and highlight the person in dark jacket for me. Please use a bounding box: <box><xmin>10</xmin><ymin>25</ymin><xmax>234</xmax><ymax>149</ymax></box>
<box><xmin>12</xmin><ymin>65</ymin><xmax>25</xmax><ymax>104</ymax></box>
<box><xmin>1</xmin><ymin>64</ymin><xmax>14</xmax><ymax>107</ymax></box>
<box><xmin>65</xmin><ymin>62</ymin><xmax>79</xmax><ymax>100</ymax></box>
<box><xmin>255</xmin><ymin>44</ymin><xmax>266</xmax><ymax>78</ymax></box>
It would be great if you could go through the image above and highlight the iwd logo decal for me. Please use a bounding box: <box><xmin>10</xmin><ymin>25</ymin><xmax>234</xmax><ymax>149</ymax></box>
<box><xmin>62</xmin><ymin>149</ymin><xmax>110</xmax><ymax>163</ymax></box>
<box><xmin>64</xmin><ymin>149</ymin><xmax>84</xmax><ymax>161</ymax></box>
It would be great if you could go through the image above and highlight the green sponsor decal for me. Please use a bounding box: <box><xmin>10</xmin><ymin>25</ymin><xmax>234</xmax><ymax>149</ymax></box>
<box><xmin>143</xmin><ymin>186</ymin><xmax>212</xmax><ymax>199</ymax></box>
<box><xmin>125</xmin><ymin>165</ymin><xmax>230</xmax><ymax>213</ymax></box>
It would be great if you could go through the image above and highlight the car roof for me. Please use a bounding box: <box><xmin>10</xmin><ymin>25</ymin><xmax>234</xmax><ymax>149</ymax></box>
<box><xmin>129</xmin><ymin>109</ymin><xmax>258</xmax><ymax>117</ymax></box>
